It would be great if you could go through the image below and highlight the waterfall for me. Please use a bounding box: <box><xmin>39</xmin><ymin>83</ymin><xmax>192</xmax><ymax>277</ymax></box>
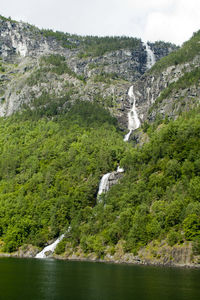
<box><xmin>144</xmin><ymin>42</ymin><xmax>156</xmax><ymax>69</ymax></box>
<box><xmin>97</xmin><ymin>172</ymin><xmax>111</xmax><ymax>198</ymax></box>
<box><xmin>117</xmin><ymin>166</ymin><xmax>124</xmax><ymax>173</ymax></box>
<box><xmin>97</xmin><ymin>86</ymin><xmax>141</xmax><ymax>198</ymax></box>
<box><xmin>97</xmin><ymin>166</ymin><xmax>124</xmax><ymax>200</ymax></box>
<box><xmin>35</xmin><ymin>226</ymin><xmax>72</xmax><ymax>259</ymax></box>
<box><xmin>124</xmin><ymin>86</ymin><xmax>140</xmax><ymax>142</ymax></box>
<box><xmin>35</xmin><ymin>234</ymin><xmax>65</xmax><ymax>258</ymax></box>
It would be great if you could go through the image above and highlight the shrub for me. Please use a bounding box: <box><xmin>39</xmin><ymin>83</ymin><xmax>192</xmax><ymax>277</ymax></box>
<box><xmin>192</xmin><ymin>237</ymin><xmax>200</xmax><ymax>255</ymax></box>
<box><xmin>183</xmin><ymin>214</ymin><xmax>200</xmax><ymax>240</ymax></box>
<box><xmin>55</xmin><ymin>239</ymin><xmax>66</xmax><ymax>255</ymax></box>
<box><xmin>167</xmin><ymin>230</ymin><xmax>181</xmax><ymax>246</ymax></box>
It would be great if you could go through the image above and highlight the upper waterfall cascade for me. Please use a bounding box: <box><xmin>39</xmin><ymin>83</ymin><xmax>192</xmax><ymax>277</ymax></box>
<box><xmin>144</xmin><ymin>42</ymin><xmax>156</xmax><ymax>69</ymax></box>
<box><xmin>97</xmin><ymin>42</ymin><xmax>156</xmax><ymax>198</ymax></box>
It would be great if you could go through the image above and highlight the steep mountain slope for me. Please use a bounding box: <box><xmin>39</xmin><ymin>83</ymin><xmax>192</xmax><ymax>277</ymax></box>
<box><xmin>0</xmin><ymin>15</ymin><xmax>176</xmax><ymax>129</ymax></box>
<box><xmin>0</xmin><ymin>101</ymin><xmax>129</xmax><ymax>253</ymax></box>
<box><xmin>62</xmin><ymin>107</ymin><xmax>200</xmax><ymax>266</ymax></box>
<box><xmin>0</xmin><ymin>16</ymin><xmax>200</xmax><ymax>267</ymax></box>
<box><xmin>131</xmin><ymin>30</ymin><xmax>200</xmax><ymax>128</ymax></box>
<box><xmin>53</xmin><ymin>32</ymin><xmax>200</xmax><ymax>266</ymax></box>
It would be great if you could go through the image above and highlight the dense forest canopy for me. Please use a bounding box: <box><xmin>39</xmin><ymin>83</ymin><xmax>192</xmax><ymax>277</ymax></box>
<box><xmin>0</xmin><ymin>100</ymin><xmax>200</xmax><ymax>256</ymax></box>
<box><xmin>0</xmin><ymin>101</ymin><xmax>127</xmax><ymax>252</ymax></box>
<box><xmin>61</xmin><ymin>108</ymin><xmax>200</xmax><ymax>257</ymax></box>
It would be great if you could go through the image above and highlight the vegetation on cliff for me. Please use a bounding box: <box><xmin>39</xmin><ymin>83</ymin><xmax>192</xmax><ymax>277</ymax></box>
<box><xmin>150</xmin><ymin>30</ymin><xmax>200</xmax><ymax>73</ymax></box>
<box><xmin>61</xmin><ymin>108</ymin><xmax>200</xmax><ymax>258</ymax></box>
<box><xmin>1</xmin><ymin>99</ymin><xmax>199</xmax><ymax>258</ymax></box>
<box><xmin>0</xmin><ymin>101</ymin><xmax>127</xmax><ymax>252</ymax></box>
<box><xmin>40</xmin><ymin>27</ymin><xmax>141</xmax><ymax>57</ymax></box>
<box><xmin>148</xmin><ymin>67</ymin><xmax>200</xmax><ymax>113</ymax></box>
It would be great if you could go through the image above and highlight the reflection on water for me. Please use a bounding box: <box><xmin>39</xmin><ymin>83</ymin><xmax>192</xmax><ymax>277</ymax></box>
<box><xmin>0</xmin><ymin>258</ymin><xmax>200</xmax><ymax>300</ymax></box>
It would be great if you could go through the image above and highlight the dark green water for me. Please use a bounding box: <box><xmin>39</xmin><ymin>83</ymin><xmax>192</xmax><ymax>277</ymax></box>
<box><xmin>0</xmin><ymin>258</ymin><xmax>200</xmax><ymax>300</ymax></box>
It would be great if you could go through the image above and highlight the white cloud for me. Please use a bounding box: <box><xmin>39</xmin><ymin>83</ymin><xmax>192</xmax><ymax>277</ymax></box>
<box><xmin>0</xmin><ymin>0</ymin><xmax>200</xmax><ymax>44</ymax></box>
<box><xmin>142</xmin><ymin>0</ymin><xmax>200</xmax><ymax>44</ymax></box>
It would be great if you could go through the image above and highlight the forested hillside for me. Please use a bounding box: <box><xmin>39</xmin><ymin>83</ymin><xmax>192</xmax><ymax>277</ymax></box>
<box><xmin>0</xmin><ymin>101</ymin><xmax>128</xmax><ymax>252</ymax></box>
<box><xmin>1</xmin><ymin>101</ymin><xmax>200</xmax><ymax>264</ymax></box>
<box><xmin>65</xmin><ymin>108</ymin><xmax>200</xmax><ymax>259</ymax></box>
<box><xmin>0</xmin><ymin>16</ymin><xmax>200</xmax><ymax>266</ymax></box>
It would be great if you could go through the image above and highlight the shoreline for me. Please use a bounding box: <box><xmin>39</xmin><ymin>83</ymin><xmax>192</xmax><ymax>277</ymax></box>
<box><xmin>53</xmin><ymin>254</ymin><xmax>200</xmax><ymax>269</ymax></box>
<box><xmin>1</xmin><ymin>239</ymin><xmax>200</xmax><ymax>269</ymax></box>
<box><xmin>0</xmin><ymin>251</ymin><xmax>200</xmax><ymax>269</ymax></box>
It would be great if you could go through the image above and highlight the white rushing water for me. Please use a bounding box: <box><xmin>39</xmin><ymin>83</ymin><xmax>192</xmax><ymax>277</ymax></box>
<box><xmin>124</xmin><ymin>86</ymin><xmax>140</xmax><ymax>142</ymax></box>
<box><xmin>144</xmin><ymin>42</ymin><xmax>156</xmax><ymax>69</ymax></box>
<box><xmin>36</xmin><ymin>234</ymin><xmax>65</xmax><ymax>258</ymax></box>
<box><xmin>97</xmin><ymin>172</ymin><xmax>111</xmax><ymax>197</ymax></box>
<box><xmin>117</xmin><ymin>166</ymin><xmax>124</xmax><ymax>173</ymax></box>
<box><xmin>97</xmin><ymin>86</ymin><xmax>141</xmax><ymax>198</ymax></box>
<box><xmin>97</xmin><ymin>167</ymin><xmax>124</xmax><ymax>200</ymax></box>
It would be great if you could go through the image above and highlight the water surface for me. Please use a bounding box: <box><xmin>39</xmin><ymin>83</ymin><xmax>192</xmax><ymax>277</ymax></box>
<box><xmin>0</xmin><ymin>258</ymin><xmax>200</xmax><ymax>300</ymax></box>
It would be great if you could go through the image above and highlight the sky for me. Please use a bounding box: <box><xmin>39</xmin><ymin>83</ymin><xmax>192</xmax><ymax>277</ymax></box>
<box><xmin>1</xmin><ymin>0</ymin><xmax>200</xmax><ymax>45</ymax></box>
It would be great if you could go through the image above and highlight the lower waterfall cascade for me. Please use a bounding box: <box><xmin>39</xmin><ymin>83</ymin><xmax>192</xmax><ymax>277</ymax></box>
<box><xmin>143</xmin><ymin>41</ymin><xmax>156</xmax><ymax>69</ymax></box>
<box><xmin>35</xmin><ymin>226</ymin><xmax>71</xmax><ymax>258</ymax></box>
<box><xmin>35</xmin><ymin>234</ymin><xmax>65</xmax><ymax>258</ymax></box>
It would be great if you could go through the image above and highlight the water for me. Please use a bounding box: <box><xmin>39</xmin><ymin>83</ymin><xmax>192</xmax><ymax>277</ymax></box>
<box><xmin>97</xmin><ymin>43</ymin><xmax>154</xmax><ymax>192</ymax></box>
<box><xmin>144</xmin><ymin>42</ymin><xmax>156</xmax><ymax>69</ymax></box>
<box><xmin>97</xmin><ymin>167</ymin><xmax>124</xmax><ymax>200</ymax></box>
<box><xmin>123</xmin><ymin>43</ymin><xmax>155</xmax><ymax>143</ymax></box>
<box><xmin>117</xmin><ymin>166</ymin><xmax>124</xmax><ymax>173</ymax></box>
<box><xmin>124</xmin><ymin>86</ymin><xmax>140</xmax><ymax>142</ymax></box>
<box><xmin>36</xmin><ymin>234</ymin><xmax>65</xmax><ymax>259</ymax></box>
<box><xmin>97</xmin><ymin>172</ymin><xmax>111</xmax><ymax>197</ymax></box>
<box><xmin>97</xmin><ymin>86</ymin><xmax>140</xmax><ymax>197</ymax></box>
<box><xmin>0</xmin><ymin>258</ymin><xmax>200</xmax><ymax>300</ymax></box>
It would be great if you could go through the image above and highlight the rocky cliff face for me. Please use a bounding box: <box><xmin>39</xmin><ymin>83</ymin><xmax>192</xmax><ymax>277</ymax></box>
<box><xmin>0</xmin><ymin>19</ymin><xmax>68</xmax><ymax>59</ymax></box>
<box><xmin>0</xmin><ymin>16</ymin><xmax>177</xmax><ymax>124</ymax></box>
<box><xmin>2</xmin><ymin>16</ymin><xmax>199</xmax><ymax>136</ymax></box>
<box><xmin>149</xmin><ymin>41</ymin><xmax>178</xmax><ymax>62</ymax></box>
<box><xmin>132</xmin><ymin>55</ymin><xmax>200</xmax><ymax>126</ymax></box>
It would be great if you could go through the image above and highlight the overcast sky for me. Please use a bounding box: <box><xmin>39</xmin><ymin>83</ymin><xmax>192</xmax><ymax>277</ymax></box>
<box><xmin>1</xmin><ymin>0</ymin><xmax>200</xmax><ymax>45</ymax></box>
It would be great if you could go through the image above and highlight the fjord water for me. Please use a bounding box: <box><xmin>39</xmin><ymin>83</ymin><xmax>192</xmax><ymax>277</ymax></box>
<box><xmin>0</xmin><ymin>258</ymin><xmax>200</xmax><ymax>300</ymax></box>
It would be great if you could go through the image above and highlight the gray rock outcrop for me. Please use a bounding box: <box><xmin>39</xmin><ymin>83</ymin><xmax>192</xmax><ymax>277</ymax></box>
<box><xmin>0</xmin><ymin>17</ymin><xmax>177</xmax><ymax>122</ymax></box>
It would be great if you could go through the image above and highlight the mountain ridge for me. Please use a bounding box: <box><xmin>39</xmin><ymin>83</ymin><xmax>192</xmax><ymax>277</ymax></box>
<box><xmin>0</xmin><ymin>15</ymin><xmax>177</xmax><ymax>129</ymax></box>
